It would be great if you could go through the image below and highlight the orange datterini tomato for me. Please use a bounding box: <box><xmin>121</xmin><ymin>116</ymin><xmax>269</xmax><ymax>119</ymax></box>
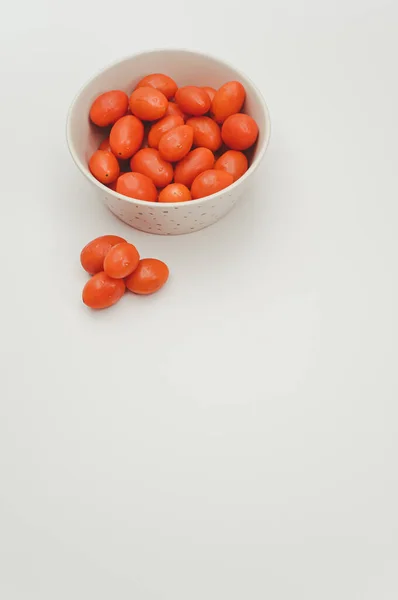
<box><xmin>165</xmin><ymin>101</ymin><xmax>187</xmax><ymax>120</ymax></box>
<box><xmin>99</xmin><ymin>137</ymin><xmax>112</xmax><ymax>152</ymax></box>
<box><xmin>89</xmin><ymin>90</ymin><xmax>129</xmax><ymax>127</ymax></box>
<box><xmin>174</xmin><ymin>147</ymin><xmax>214</xmax><ymax>188</ymax></box>
<box><xmin>82</xmin><ymin>271</ymin><xmax>126</xmax><ymax>309</ymax></box>
<box><xmin>211</xmin><ymin>81</ymin><xmax>246</xmax><ymax>123</ymax></box>
<box><xmin>221</xmin><ymin>113</ymin><xmax>259</xmax><ymax>150</ymax></box>
<box><xmin>158</xmin><ymin>125</ymin><xmax>193</xmax><ymax>162</ymax></box>
<box><xmin>202</xmin><ymin>86</ymin><xmax>216</xmax><ymax>103</ymax></box>
<box><xmin>191</xmin><ymin>169</ymin><xmax>234</xmax><ymax>199</ymax></box>
<box><xmin>129</xmin><ymin>87</ymin><xmax>168</xmax><ymax>121</ymax></box>
<box><xmin>214</xmin><ymin>150</ymin><xmax>248</xmax><ymax>182</ymax></box>
<box><xmin>186</xmin><ymin>117</ymin><xmax>222</xmax><ymax>152</ymax></box>
<box><xmin>116</xmin><ymin>172</ymin><xmax>158</xmax><ymax>201</ymax></box>
<box><xmin>89</xmin><ymin>150</ymin><xmax>120</xmax><ymax>184</ymax></box>
<box><xmin>158</xmin><ymin>183</ymin><xmax>191</xmax><ymax>203</ymax></box>
<box><xmin>175</xmin><ymin>86</ymin><xmax>211</xmax><ymax>116</ymax></box>
<box><xmin>125</xmin><ymin>259</ymin><xmax>169</xmax><ymax>295</ymax></box>
<box><xmin>130</xmin><ymin>148</ymin><xmax>173</xmax><ymax>188</ymax></box>
<box><xmin>109</xmin><ymin>115</ymin><xmax>144</xmax><ymax>159</ymax></box>
<box><xmin>80</xmin><ymin>235</ymin><xmax>127</xmax><ymax>275</ymax></box>
<box><xmin>103</xmin><ymin>242</ymin><xmax>140</xmax><ymax>279</ymax></box>
<box><xmin>135</xmin><ymin>73</ymin><xmax>178</xmax><ymax>100</ymax></box>
<box><xmin>148</xmin><ymin>114</ymin><xmax>184</xmax><ymax>149</ymax></box>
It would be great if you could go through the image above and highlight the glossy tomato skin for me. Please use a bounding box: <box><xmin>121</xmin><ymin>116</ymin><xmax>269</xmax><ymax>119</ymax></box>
<box><xmin>116</xmin><ymin>172</ymin><xmax>158</xmax><ymax>201</ymax></box>
<box><xmin>103</xmin><ymin>242</ymin><xmax>140</xmax><ymax>279</ymax></box>
<box><xmin>221</xmin><ymin>113</ymin><xmax>259</xmax><ymax>150</ymax></box>
<box><xmin>99</xmin><ymin>137</ymin><xmax>112</xmax><ymax>152</ymax></box>
<box><xmin>89</xmin><ymin>90</ymin><xmax>129</xmax><ymax>127</ymax></box>
<box><xmin>82</xmin><ymin>271</ymin><xmax>125</xmax><ymax>309</ymax></box>
<box><xmin>211</xmin><ymin>81</ymin><xmax>246</xmax><ymax>123</ymax></box>
<box><xmin>148</xmin><ymin>115</ymin><xmax>184</xmax><ymax>149</ymax></box>
<box><xmin>158</xmin><ymin>125</ymin><xmax>193</xmax><ymax>162</ymax></box>
<box><xmin>186</xmin><ymin>117</ymin><xmax>222</xmax><ymax>152</ymax></box>
<box><xmin>202</xmin><ymin>86</ymin><xmax>216</xmax><ymax>103</ymax></box>
<box><xmin>89</xmin><ymin>150</ymin><xmax>120</xmax><ymax>184</ymax></box>
<box><xmin>174</xmin><ymin>147</ymin><xmax>214</xmax><ymax>188</ymax></box>
<box><xmin>125</xmin><ymin>259</ymin><xmax>169</xmax><ymax>295</ymax></box>
<box><xmin>158</xmin><ymin>183</ymin><xmax>191</xmax><ymax>203</ymax></box>
<box><xmin>191</xmin><ymin>169</ymin><xmax>234</xmax><ymax>199</ymax></box>
<box><xmin>135</xmin><ymin>73</ymin><xmax>177</xmax><ymax>100</ymax></box>
<box><xmin>175</xmin><ymin>86</ymin><xmax>211</xmax><ymax>116</ymax></box>
<box><xmin>130</xmin><ymin>148</ymin><xmax>173</xmax><ymax>188</ymax></box>
<box><xmin>214</xmin><ymin>150</ymin><xmax>248</xmax><ymax>182</ymax></box>
<box><xmin>165</xmin><ymin>102</ymin><xmax>187</xmax><ymax>120</ymax></box>
<box><xmin>80</xmin><ymin>235</ymin><xmax>127</xmax><ymax>275</ymax></box>
<box><xmin>109</xmin><ymin>115</ymin><xmax>144</xmax><ymax>159</ymax></box>
<box><xmin>129</xmin><ymin>87</ymin><xmax>168</xmax><ymax>121</ymax></box>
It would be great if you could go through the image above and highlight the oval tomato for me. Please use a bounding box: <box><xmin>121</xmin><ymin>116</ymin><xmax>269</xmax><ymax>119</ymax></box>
<box><xmin>186</xmin><ymin>116</ymin><xmax>221</xmax><ymax>152</ymax></box>
<box><xmin>130</xmin><ymin>148</ymin><xmax>173</xmax><ymax>188</ymax></box>
<box><xmin>165</xmin><ymin>101</ymin><xmax>187</xmax><ymax>120</ymax></box>
<box><xmin>158</xmin><ymin>125</ymin><xmax>193</xmax><ymax>162</ymax></box>
<box><xmin>116</xmin><ymin>172</ymin><xmax>158</xmax><ymax>201</ymax></box>
<box><xmin>202</xmin><ymin>86</ymin><xmax>216</xmax><ymax>103</ymax></box>
<box><xmin>221</xmin><ymin>113</ymin><xmax>259</xmax><ymax>150</ymax></box>
<box><xmin>109</xmin><ymin>115</ymin><xmax>144</xmax><ymax>159</ymax></box>
<box><xmin>80</xmin><ymin>235</ymin><xmax>127</xmax><ymax>274</ymax></box>
<box><xmin>99</xmin><ymin>137</ymin><xmax>112</xmax><ymax>152</ymax></box>
<box><xmin>129</xmin><ymin>87</ymin><xmax>168</xmax><ymax>121</ymax></box>
<box><xmin>214</xmin><ymin>150</ymin><xmax>248</xmax><ymax>182</ymax></box>
<box><xmin>82</xmin><ymin>271</ymin><xmax>126</xmax><ymax>309</ymax></box>
<box><xmin>158</xmin><ymin>183</ymin><xmax>191</xmax><ymax>203</ymax></box>
<box><xmin>175</xmin><ymin>86</ymin><xmax>211</xmax><ymax>116</ymax></box>
<box><xmin>89</xmin><ymin>90</ymin><xmax>129</xmax><ymax>127</ymax></box>
<box><xmin>135</xmin><ymin>73</ymin><xmax>177</xmax><ymax>100</ymax></box>
<box><xmin>211</xmin><ymin>81</ymin><xmax>246</xmax><ymax>123</ymax></box>
<box><xmin>191</xmin><ymin>169</ymin><xmax>234</xmax><ymax>199</ymax></box>
<box><xmin>125</xmin><ymin>259</ymin><xmax>169</xmax><ymax>295</ymax></box>
<box><xmin>89</xmin><ymin>150</ymin><xmax>120</xmax><ymax>184</ymax></box>
<box><xmin>174</xmin><ymin>147</ymin><xmax>214</xmax><ymax>188</ymax></box>
<box><xmin>103</xmin><ymin>242</ymin><xmax>140</xmax><ymax>279</ymax></box>
<box><xmin>148</xmin><ymin>114</ymin><xmax>184</xmax><ymax>149</ymax></box>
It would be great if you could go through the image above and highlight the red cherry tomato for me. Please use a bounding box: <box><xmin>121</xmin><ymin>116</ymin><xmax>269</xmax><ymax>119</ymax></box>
<box><xmin>125</xmin><ymin>259</ymin><xmax>169</xmax><ymax>295</ymax></box>
<box><xmin>186</xmin><ymin>117</ymin><xmax>221</xmax><ymax>152</ymax></box>
<box><xmin>175</xmin><ymin>86</ymin><xmax>211</xmax><ymax>116</ymax></box>
<box><xmin>116</xmin><ymin>172</ymin><xmax>158</xmax><ymax>201</ymax></box>
<box><xmin>103</xmin><ymin>242</ymin><xmax>140</xmax><ymax>279</ymax></box>
<box><xmin>89</xmin><ymin>150</ymin><xmax>120</xmax><ymax>184</ymax></box>
<box><xmin>99</xmin><ymin>137</ymin><xmax>112</xmax><ymax>152</ymax></box>
<box><xmin>148</xmin><ymin>114</ymin><xmax>184</xmax><ymax>149</ymax></box>
<box><xmin>214</xmin><ymin>150</ymin><xmax>248</xmax><ymax>182</ymax></box>
<box><xmin>158</xmin><ymin>125</ymin><xmax>193</xmax><ymax>162</ymax></box>
<box><xmin>130</xmin><ymin>148</ymin><xmax>173</xmax><ymax>188</ymax></box>
<box><xmin>109</xmin><ymin>115</ymin><xmax>144</xmax><ymax>159</ymax></box>
<box><xmin>82</xmin><ymin>271</ymin><xmax>125</xmax><ymax>309</ymax></box>
<box><xmin>211</xmin><ymin>81</ymin><xmax>246</xmax><ymax>123</ymax></box>
<box><xmin>80</xmin><ymin>235</ymin><xmax>127</xmax><ymax>274</ymax></box>
<box><xmin>165</xmin><ymin>102</ymin><xmax>187</xmax><ymax>120</ymax></box>
<box><xmin>158</xmin><ymin>183</ymin><xmax>191</xmax><ymax>203</ymax></box>
<box><xmin>202</xmin><ymin>86</ymin><xmax>216</xmax><ymax>103</ymax></box>
<box><xmin>89</xmin><ymin>91</ymin><xmax>129</xmax><ymax>127</ymax></box>
<box><xmin>191</xmin><ymin>169</ymin><xmax>234</xmax><ymax>199</ymax></box>
<box><xmin>129</xmin><ymin>87</ymin><xmax>168</xmax><ymax>121</ymax></box>
<box><xmin>221</xmin><ymin>113</ymin><xmax>259</xmax><ymax>150</ymax></box>
<box><xmin>174</xmin><ymin>147</ymin><xmax>214</xmax><ymax>188</ymax></box>
<box><xmin>135</xmin><ymin>73</ymin><xmax>177</xmax><ymax>100</ymax></box>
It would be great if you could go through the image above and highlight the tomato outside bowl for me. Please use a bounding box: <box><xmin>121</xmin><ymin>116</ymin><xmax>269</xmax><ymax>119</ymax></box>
<box><xmin>66</xmin><ymin>49</ymin><xmax>271</xmax><ymax>236</ymax></box>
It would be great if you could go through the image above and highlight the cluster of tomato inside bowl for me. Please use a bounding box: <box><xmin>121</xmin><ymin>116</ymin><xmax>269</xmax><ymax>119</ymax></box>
<box><xmin>88</xmin><ymin>73</ymin><xmax>259</xmax><ymax>203</ymax></box>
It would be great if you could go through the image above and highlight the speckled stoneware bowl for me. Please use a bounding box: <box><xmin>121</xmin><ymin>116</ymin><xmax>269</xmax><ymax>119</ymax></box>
<box><xmin>66</xmin><ymin>49</ymin><xmax>271</xmax><ymax>235</ymax></box>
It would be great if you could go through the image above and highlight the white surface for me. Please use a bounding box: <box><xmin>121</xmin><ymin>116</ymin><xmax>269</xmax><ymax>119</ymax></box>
<box><xmin>1</xmin><ymin>1</ymin><xmax>397</xmax><ymax>599</ymax></box>
<box><xmin>67</xmin><ymin>49</ymin><xmax>270</xmax><ymax>235</ymax></box>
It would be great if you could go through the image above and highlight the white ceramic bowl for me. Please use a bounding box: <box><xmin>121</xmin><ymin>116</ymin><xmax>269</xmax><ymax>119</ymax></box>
<box><xmin>67</xmin><ymin>49</ymin><xmax>271</xmax><ymax>235</ymax></box>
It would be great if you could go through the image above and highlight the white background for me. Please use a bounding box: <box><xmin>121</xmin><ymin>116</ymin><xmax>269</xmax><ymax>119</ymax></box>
<box><xmin>1</xmin><ymin>0</ymin><xmax>397</xmax><ymax>598</ymax></box>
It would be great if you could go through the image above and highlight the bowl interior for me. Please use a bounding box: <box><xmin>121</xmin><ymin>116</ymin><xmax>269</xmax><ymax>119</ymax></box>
<box><xmin>67</xmin><ymin>49</ymin><xmax>269</xmax><ymax>194</ymax></box>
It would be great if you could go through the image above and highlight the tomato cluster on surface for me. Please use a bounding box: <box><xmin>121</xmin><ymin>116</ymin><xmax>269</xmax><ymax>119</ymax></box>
<box><xmin>80</xmin><ymin>235</ymin><xmax>169</xmax><ymax>309</ymax></box>
<box><xmin>88</xmin><ymin>74</ymin><xmax>259</xmax><ymax>203</ymax></box>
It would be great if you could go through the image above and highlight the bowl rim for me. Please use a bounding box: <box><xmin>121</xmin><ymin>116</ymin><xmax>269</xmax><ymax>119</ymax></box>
<box><xmin>66</xmin><ymin>47</ymin><xmax>271</xmax><ymax>208</ymax></box>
